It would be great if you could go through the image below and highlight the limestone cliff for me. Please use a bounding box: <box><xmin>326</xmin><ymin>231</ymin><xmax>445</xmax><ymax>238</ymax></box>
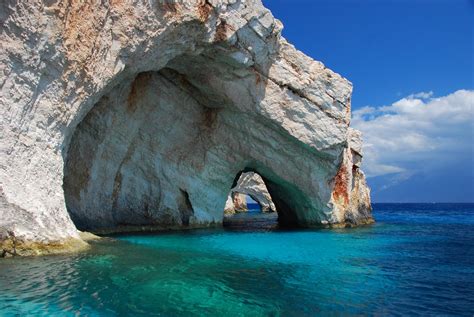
<box><xmin>0</xmin><ymin>0</ymin><xmax>373</xmax><ymax>256</ymax></box>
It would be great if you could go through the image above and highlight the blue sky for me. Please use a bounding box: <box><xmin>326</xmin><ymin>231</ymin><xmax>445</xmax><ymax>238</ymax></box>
<box><xmin>264</xmin><ymin>0</ymin><xmax>473</xmax><ymax>202</ymax></box>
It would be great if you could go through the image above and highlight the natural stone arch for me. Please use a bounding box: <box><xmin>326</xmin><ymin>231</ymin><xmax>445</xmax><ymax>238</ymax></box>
<box><xmin>223</xmin><ymin>168</ymin><xmax>313</xmax><ymax>227</ymax></box>
<box><xmin>62</xmin><ymin>51</ymin><xmax>319</xmax><ymax>231</ymax></box>
<box><xmin>224</xmin><ymin>172</ymin><xmax>276</xmax><ymax>214</ymax></box>
<box><xmin>232</xmin><ymin>165</ymin><xmax>317</xmax><ymax>227</ymax></box>
<box><xmin>1</xmin><ymin>0</ymin><xmax>373</xmax><ymax>256</ymax></box>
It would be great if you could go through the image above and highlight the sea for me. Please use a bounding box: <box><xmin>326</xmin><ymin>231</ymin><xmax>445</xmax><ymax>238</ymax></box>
<box><xmin>1</xmin><ymin>203</ymin><xmax>473</xmax><ymax>316</ymax></box>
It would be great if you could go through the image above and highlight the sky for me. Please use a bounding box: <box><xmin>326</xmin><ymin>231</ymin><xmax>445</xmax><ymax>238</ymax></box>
<box><xmin>263</xmin><ymin>0</ymin><xmax>473</xmax><ymax>202</ymax></box>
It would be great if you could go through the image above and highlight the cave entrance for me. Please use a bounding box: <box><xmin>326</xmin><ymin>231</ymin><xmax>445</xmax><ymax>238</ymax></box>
<box><xmin>223</xmin><ymin>171</ymin><xmax>279</xmax><ymax>230</ymax></box>
<box><xmin>62</xmin><ymin>49</ymin><xmax>315</xmax><ymax>233</ymax></box>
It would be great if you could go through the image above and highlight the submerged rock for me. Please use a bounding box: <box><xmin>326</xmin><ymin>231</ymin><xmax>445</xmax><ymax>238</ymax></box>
<box><xmin>0</xmin><ymin>0</ymin><xmax>373</xmax><ymax>256</ymax></box>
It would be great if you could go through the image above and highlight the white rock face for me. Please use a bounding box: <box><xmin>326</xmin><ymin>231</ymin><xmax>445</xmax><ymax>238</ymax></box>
<box><xmin>224</xmin><ymin>172</ymin><xmax>276</xmax><ymax>214</ymax></box>
<box><xmin>0</xmin><ymin>0</ymin><xmax>372</xmax><ymax>255</ymax></box>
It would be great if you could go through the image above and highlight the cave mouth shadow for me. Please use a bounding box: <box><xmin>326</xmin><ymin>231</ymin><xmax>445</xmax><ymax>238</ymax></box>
<box><xmin>222</xmin><ymin>169</ymin><xmax>305</xmax><ymax>231</ymax></box>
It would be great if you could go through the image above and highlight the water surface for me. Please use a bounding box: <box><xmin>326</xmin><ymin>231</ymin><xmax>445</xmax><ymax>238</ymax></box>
<box><xmin>1</xmin><ymin>203</ymin><xmax>473</xmax><ymax>316</ymax></box>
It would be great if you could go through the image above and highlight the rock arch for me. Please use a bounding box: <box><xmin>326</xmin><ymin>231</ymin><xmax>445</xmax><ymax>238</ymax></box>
<box><xmin>224</xmin><ymin>172</ymin><xmax>276</xmax><ymax>214</ymax></box>
<box><xmin>1</xmin><ymin>0</ymin><xmax>373</xmax><ymax>256</ymax></box>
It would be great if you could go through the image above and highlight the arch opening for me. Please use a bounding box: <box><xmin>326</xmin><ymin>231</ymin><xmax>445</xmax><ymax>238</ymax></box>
<box><xmin>245</xmin><ymin>195</ymin><xmax>262</xmax><ymax>212</ymax></box>
<box><xmin>223</xmin><ymin>171</ymin><xmax>280</xmax><ymax>230</ymax></box>
<box><xmin>63</xmin><ymin>49</ymin><xmax>318</xmax><ymax>233</ymax></box>
<box><xmin>224</xmin><ymin>171</ymin><xmax>276</xmax><ymax>215</ymax></box>
<box><xmin>223</xmin><ymin>168</ymin><xmax>314</xmax><ymax>229</ymax></box>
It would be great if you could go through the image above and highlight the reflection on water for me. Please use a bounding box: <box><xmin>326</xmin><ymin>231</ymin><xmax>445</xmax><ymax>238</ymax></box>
<box><xmin>223</xmin><ymin>207</ymin><xmax>278</xmax><ymax>231</ymax></box>
<box><xmin>1</xmin><ymin>204</ymin><xmax>473</xmax><ymax>316</ymax></box>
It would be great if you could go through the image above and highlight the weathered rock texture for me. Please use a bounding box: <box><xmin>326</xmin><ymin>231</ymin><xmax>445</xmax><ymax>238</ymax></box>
<box><xmin>0</xmin><ymin>0</ymin><xmax>372</xmax><ymax>256</ymax></box>
<box><xmin>225</xmin><ymin>193</ymin><xmax>248</xmax><ymax>213</ymax></box>
<box><xmin>224</xmin><ymin>172</ymin><xmax>275</xmax><ymax>214</ymax></box>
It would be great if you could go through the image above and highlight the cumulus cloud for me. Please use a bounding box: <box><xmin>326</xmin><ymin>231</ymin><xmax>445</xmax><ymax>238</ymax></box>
<box><xmin>352</xmin><ymin>89</ymin><xmax>474</xmax><ymax>181</ymax></box>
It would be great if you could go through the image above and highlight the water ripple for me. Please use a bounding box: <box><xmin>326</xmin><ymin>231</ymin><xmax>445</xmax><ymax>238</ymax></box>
<box><xmin>1</xmin><ymin>203</ymin><xmax>473</xmax><ymax>316</ymax></box>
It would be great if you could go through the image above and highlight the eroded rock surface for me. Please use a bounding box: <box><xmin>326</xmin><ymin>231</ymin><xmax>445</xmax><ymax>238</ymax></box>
<box><xmin>225</xmin><ymin>193</ymin><xmax>249</xmax><ymax>213</ymax></box>
<box><xmin>224</xmin><ymin>172</ymin><xmax>276</xmax><ymax>214</ymax></box>
<box><xmin>0</xmin><ymin>0</ymin><xmax>373</xmax><ymax>256</ymax></box>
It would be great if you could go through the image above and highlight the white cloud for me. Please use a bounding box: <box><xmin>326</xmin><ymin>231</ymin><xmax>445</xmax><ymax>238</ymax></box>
<box><xmin>352</xmin><ymin>90</ymin><xmax>474</xmax><ymax>179</ymax></box>
<box><xmin>406</xmin><ymin>91</ymin><xmax>434</xmax><ymax>99</ymax></box>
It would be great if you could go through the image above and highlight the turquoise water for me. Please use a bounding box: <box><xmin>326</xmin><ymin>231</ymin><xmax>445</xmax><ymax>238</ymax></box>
<box><xmin>1</xmin><ymin>203</ymin><xmax>473</xmax><ymax>316</ymax></box>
